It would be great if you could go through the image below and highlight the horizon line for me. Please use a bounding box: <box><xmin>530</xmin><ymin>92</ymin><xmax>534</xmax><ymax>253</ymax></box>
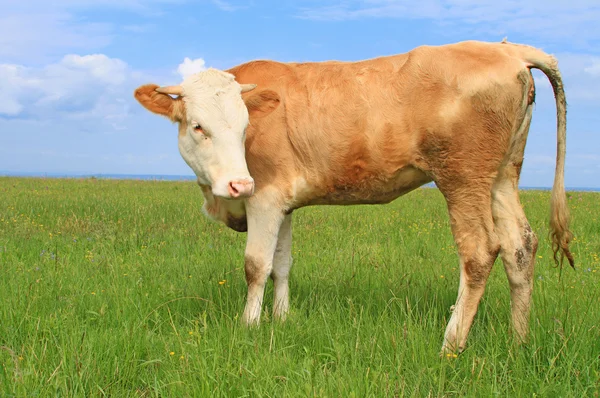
<box><xmin>1</xmin><ymin>171</ymin><xmax>598</xmax><ymax>192</ymax></box>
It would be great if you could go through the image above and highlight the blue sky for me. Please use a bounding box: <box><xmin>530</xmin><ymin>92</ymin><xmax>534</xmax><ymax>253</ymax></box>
<box><xmin>1</xmin><ymin>0</ymin><xmax>599</xmax><ymax>187</ymax></box>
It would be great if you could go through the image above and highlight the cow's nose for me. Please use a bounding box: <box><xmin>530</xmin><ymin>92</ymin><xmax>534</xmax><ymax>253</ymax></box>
<box><xmin>228</xmin><ymin>178</ymin><xmax>254</xmax><ymax>198</ymax></box>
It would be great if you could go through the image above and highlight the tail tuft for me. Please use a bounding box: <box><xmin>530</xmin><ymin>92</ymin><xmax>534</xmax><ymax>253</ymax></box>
<box><xmin>550</xmin><ymin>189</ymin><xmax>575</xmax><ymax>269</ymax></box>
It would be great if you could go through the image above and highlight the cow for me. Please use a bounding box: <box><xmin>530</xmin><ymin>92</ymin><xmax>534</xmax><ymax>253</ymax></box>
<box><xmin>133</xmin><ymin>40</ymin><xmax>574</xmax><ymax>354</ymax></box>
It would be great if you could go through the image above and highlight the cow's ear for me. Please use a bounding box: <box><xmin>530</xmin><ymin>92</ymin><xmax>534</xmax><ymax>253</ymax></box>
<box><xmin>244</xmin><ymin>89</ymin><xmax>280</xmax><ymax>118</ymax></box>
<box><xmin>134</xmin><ymin>84</ymin><xmax>184</xmax><ymax>122</ymax></box>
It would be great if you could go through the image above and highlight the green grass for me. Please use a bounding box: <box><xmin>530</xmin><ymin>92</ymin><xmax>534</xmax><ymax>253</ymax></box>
<box><xmin>1</xmin><ymin>177</ymin><xmax>599</xmax><ymax>397</ymax></box>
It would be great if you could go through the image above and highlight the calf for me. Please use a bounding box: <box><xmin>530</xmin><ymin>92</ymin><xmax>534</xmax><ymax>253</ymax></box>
<box><xmin>134</xmin><ymin>39</ymin><xmax>574</xmax><ymax>353</ymax></box>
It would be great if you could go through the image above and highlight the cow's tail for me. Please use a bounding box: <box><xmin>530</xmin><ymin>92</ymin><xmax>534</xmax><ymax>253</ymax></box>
<box><xmin>504</xmin><ymin>40</ymin><xmax>574</xmax><ymax>269</ymax></box>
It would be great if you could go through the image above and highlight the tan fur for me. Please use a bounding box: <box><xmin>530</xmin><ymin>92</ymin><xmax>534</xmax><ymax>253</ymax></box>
<box><xmin>133</xmin><ymin>40</ymin><xmax>574</xmax><ymax>353</ymax></box>
<box><xmin>244</xmin><ymin>90</ymin><xmax>281</xmax><ymax>118</ymax></box>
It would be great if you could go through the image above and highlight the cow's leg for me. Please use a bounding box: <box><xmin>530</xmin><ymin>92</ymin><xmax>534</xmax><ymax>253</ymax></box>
<box><xmin>441</xmin><ymin>187</ymin><xmax>500</xmax><ymax>354</ymax></box>
<box><xmin>491</xmin><ymin>102</ymin><xmax>537</xmax><ymax>343</ymax></box>
<box><xmin>492</xmin><ymin>174</ymin><xmax>538</xmax><ymax>343</ymax></box>
<box><xmin>241</xmin><ymin>199</ymin><xmax>285</xmax><ymax>326</ymax></box>
<box><xmin>271</xmin><ymin>214</ymin><xmax>293</xmax><ymax>320</ymax></box>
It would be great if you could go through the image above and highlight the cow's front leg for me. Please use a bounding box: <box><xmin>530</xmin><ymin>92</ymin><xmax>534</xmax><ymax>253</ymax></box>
<box><xmin>271</xmin><ymin>214</ymin><xmax>293</xmax><ymax>320</ymax></box>
<box><xmin>241</xmin><ymin>199</ymin><xmax>285</xmax><ymax>326</ymax></box>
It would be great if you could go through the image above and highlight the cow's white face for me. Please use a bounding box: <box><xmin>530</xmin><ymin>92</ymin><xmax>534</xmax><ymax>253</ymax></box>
<box><xmin>134</xmin><ymin>68</ymin><xmax>257</xmax><ymax>199</ymax></box>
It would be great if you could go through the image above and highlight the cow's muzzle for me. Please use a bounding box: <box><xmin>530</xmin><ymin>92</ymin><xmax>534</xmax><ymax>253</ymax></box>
<box><xmin>227</xmin><ymin>178</ymin><xmax>254</xmax><ymax>199</ymax></box>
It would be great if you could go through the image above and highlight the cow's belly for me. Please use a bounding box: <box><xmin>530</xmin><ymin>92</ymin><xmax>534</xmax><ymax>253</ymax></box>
<box><xmin>296</xmin><ymin>165</ymin><xmax>432</xmax><ymax>207</ymax></box>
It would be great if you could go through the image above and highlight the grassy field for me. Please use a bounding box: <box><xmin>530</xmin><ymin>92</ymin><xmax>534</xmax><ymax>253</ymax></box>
<box><xmin>0</xmin><ymin>177</ymin><xmax>598</xmax><ymax>397</ymax></box>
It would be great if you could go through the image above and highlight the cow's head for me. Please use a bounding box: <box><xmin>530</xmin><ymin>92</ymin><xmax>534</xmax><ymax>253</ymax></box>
<box><xmin>134</xmin><ymin>68</ymin><xmax>257</xmax><ymax>199</ymax></box>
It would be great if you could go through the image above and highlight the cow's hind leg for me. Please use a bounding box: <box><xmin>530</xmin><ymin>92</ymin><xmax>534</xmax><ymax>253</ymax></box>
<box><xmin>440</xmin><ymin>185</ymin><xmax>501</xmax><ymax>354</ymax></box>
<box><xmin>492</xmin><ymin>173</ymin><xmax>537</xmax><ymax>343</ymax></box>
<box><xmin>492</xmin><ymin>104</ymin><xmax>538</xmax><ymax>343</ymax></box>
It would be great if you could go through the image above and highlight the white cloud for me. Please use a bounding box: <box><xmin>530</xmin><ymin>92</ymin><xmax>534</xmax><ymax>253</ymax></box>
<box><xmin>0</xmin><ymin>54</ymin><xmax>138</xmax><ymax>131</ymax></box>
<box><xmin>177</xmin><ymin>57</ymin><xmax>208</xmax><ymax>80</ymax></box>
<box><xmin>0</xmin><ymin>65</ymin><xmax>34</xmax><ymax>115</ymax></box>
<box><xmin>0</xmin><ymin>53</ymin><xmax>215</xmax><ymax>130</ymax></box>
<box><xmin>61</xmin><ymin>54</ymin><xmax>128</xmax><ymax>85</ymax></box>
<box><xmin>0</xmin><ymin>98</ymin><xmax>23</xmax><ymax>116</ymax></box>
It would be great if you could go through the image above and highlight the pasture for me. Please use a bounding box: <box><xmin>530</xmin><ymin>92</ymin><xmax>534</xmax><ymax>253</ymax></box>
<box><xmin>1</xmin><ymin>177</ymin><xmax>598</xmax><ymax>396</ymax></box>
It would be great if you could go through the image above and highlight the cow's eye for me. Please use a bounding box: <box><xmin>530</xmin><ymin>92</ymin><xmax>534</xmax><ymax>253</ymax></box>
<box><xmin>193</xmin><ymin>124</ymin><xmax>203</xmax><ymax>132</ymax></box>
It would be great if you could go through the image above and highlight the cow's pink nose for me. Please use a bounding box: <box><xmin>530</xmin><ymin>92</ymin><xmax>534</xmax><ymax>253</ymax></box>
<box><xmin>228</xmin><ymin>179</ymin><xmax>254</xmax><ymax>198</ymax></box>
